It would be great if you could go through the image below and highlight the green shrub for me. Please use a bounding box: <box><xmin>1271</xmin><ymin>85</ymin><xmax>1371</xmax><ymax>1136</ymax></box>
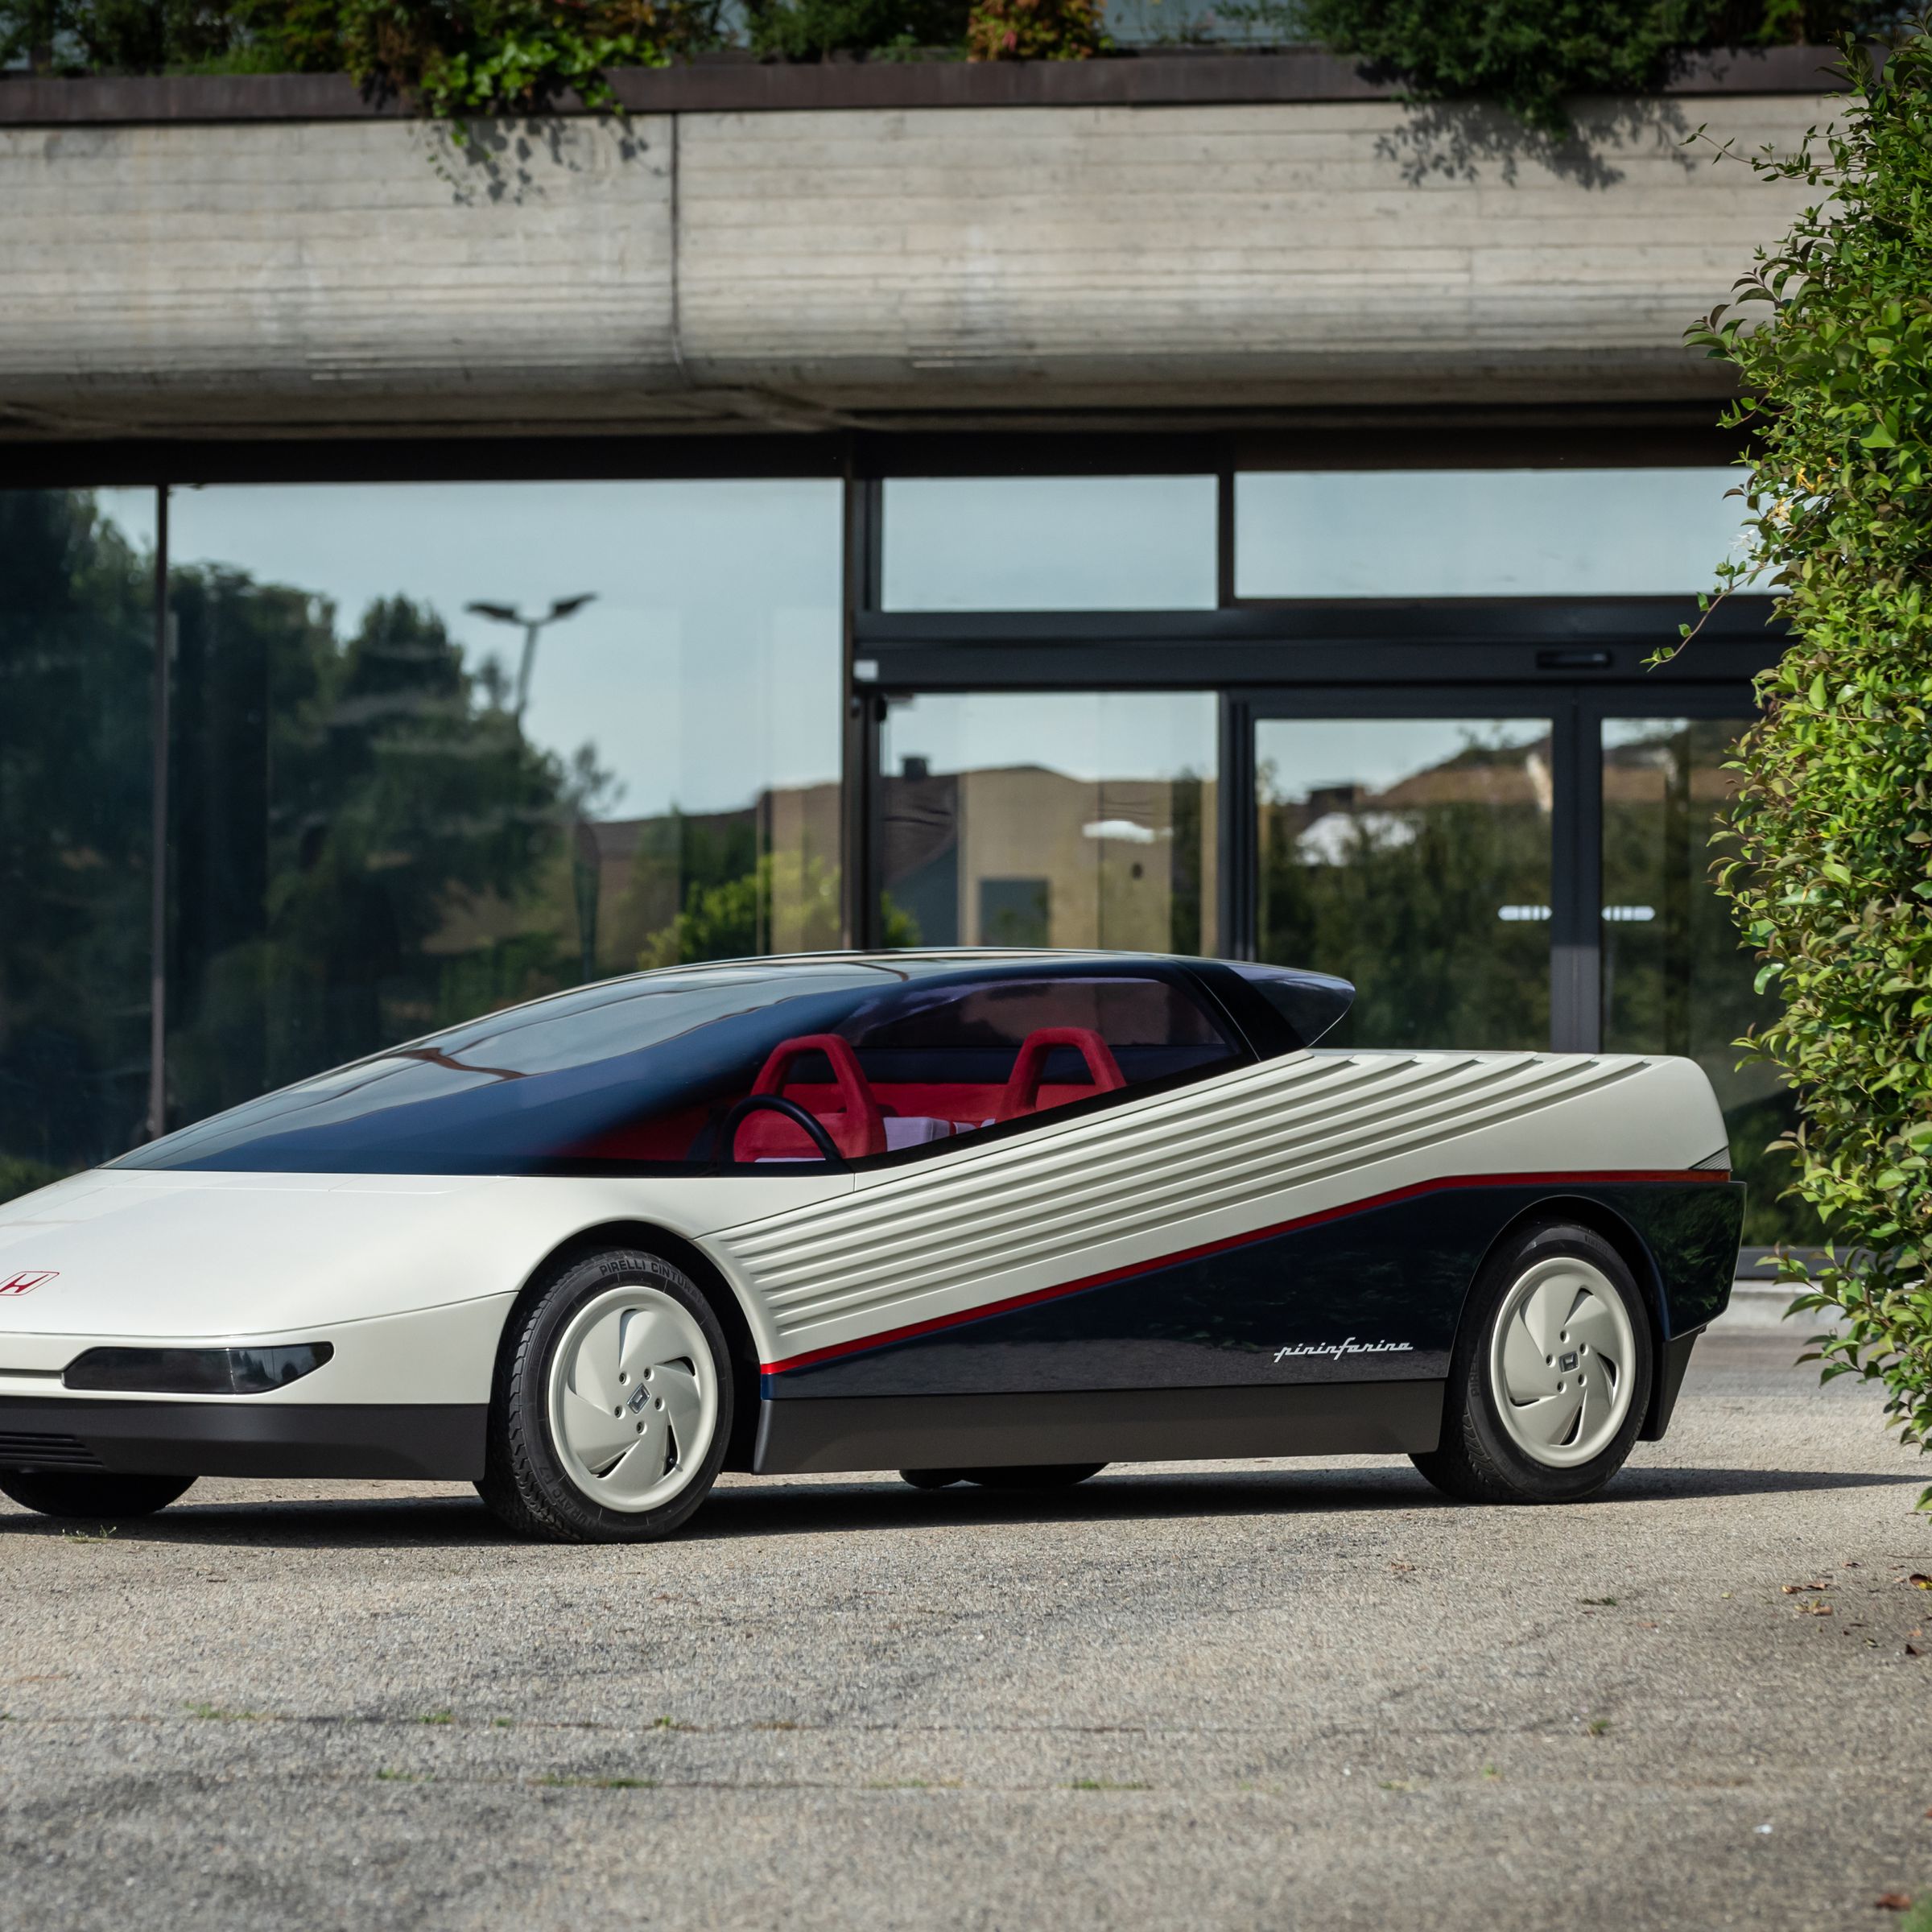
<box><xmin>0</xmin><ymin>0</ymin><xmax>1905</xmax><ymax>94</ymax></box>
<box><xmin>966</xmin><ymin>0</ymin><xmax>1103</xmax><ymax>60</ymax></box>
<box><xmin>0</xmin><ymin>0</ymin><xmax>720</xmax><ymax>115</ymax></box>
<box><xmin>320</xmin><ymin>0</ymin><xmax>718</xmax><ymax>118</ymax></box>
<box><xmin>1686</xmin><ymin>24</ymin><xmax>1932</xmax><ymax>1505</ymax></box>
<box><xmin>1298</xmin><ymin>0</ymin><xmax>1893</xmax><ymax>137</ymax></box>
<box><xmin>740</xmin><ymin>0</ymin><xmax>967</xmax><ymax>58</ymax></box>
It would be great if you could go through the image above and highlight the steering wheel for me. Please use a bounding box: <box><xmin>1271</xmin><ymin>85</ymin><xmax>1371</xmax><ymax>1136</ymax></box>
<box><xmin>709</xmin><ymin>1093</ymin><xmax>842</xmax><ymax>1169</ymax></box>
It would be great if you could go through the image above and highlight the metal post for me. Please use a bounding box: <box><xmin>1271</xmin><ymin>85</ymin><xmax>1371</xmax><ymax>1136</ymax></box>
<box><xmin>146</xmin><ymin>485</ymin><xmax>170</xmax><ymax>1141</ymax></box>
<box><xmin>515</xmin><ymin>620</ymin><xmax>541</xmax><ymax>720</ymax></box>
<box><xmin>840</xmin><ymin>465</ymin><xmax>881</xmax><ymax>950</ymax></box>
<box><xmin>1216</xmin><ymin>691</ymin><xmax>1256</xmax><ymax>960</ymax></box>
<box><xmin>1549</xmin><ymin>700</ymin><xmax>1602</xmax><ymax>1054</ymax></box>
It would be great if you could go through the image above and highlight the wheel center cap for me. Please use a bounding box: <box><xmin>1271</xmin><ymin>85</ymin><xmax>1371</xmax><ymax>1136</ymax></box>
<box><xmin>627</xmin><ymin>1386</ymin><xmax>651</xmax><ymax>1414</ymax></box>
<box><xmin>1558</xmin><ymin>1351</ymin><xmax>1579</xmax><ymax>1373</ymax></box>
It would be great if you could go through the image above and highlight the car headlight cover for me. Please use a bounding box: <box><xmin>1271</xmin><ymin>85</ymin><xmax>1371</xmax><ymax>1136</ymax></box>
<box><xmin>63</xmin><ymin>1342</ymin><xmax>334</xmax><ymax>1395</ymax></box>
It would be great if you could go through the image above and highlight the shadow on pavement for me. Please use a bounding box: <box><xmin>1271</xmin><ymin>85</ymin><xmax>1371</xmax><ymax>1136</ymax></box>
<box><xmin>0</xmin><ymin>1459</ymin><xmax>1916</xmax><ymax>1551</ymax></box>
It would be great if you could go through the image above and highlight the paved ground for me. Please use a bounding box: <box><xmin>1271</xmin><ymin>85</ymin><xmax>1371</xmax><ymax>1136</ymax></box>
<box><xmin>2</xmin><ymin>1327</ymin><xmax>1929</xmax><ymax>1932</ymax></box>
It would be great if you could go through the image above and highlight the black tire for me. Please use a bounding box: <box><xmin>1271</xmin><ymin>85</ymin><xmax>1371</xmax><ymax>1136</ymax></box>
<box><xmin>478</xmin><ymin>1247</ymin><xmax>735</xmax><ymax>1544</ymax></box>
<box><xmin>960</xmin><ymin>1463</ymin><xmax>1107</xmax><ymax>1491</ymax></box>
<box><xmin>0</xmin><ymin>1471</ymin><xmax>193</xmax><ymax>1519</ymax></box>
<box><xmin>1413</xmin><ymin>1219</ymin><xmax>1653</xmax><ymax>1505</ymax></box>
<box><xmin>898</xmin><ymin>1469</ymin><xmax>965</xmax><ymax>1489</ymax></box>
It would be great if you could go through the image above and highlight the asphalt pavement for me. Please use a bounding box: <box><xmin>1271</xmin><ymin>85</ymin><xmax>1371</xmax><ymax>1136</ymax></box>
<box><xmin>2</xmin><ymin>1324</ymin><xmax>1929</xmax><ymax>1932</ymax></box>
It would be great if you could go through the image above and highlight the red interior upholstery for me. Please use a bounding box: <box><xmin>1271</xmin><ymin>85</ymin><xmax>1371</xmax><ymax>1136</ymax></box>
<box><xmin>736</xmin><ymin>1034</ymin><xmax>887</xmax><ymax>1161</ymax></box>
<box><xmin>749</xmin><ymin>1082</ymin><xmax>1103</xmax><ymax>1129</ymax></box>
<box><xmin>993</xmin><ymin>1027</ymin><xmax>1125</xmax><ymax>1123</ymax></box>
<box><xmin>572</xmin><ymin>1032</ymin><xmax>1133</xmax><ymax>1166</ymax></box>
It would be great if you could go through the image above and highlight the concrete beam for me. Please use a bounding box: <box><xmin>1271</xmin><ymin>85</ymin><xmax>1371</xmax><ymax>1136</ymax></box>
<box><xmin>0</xmin><ymin>91</ymin><xmax>1827</xmax><ymax>440</ymax></box>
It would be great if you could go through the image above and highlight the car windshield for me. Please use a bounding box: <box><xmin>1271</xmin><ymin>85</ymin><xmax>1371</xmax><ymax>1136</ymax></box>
<box><xmin>113</xmin><ymin>956</ymin><xmax>1249</xmax><ymax>1175</ymax></box>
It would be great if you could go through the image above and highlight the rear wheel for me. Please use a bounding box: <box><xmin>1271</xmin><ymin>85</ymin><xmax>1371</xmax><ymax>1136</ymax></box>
<box><xmin>479</xmin><ymin>1248</ymin><xmax>733</xmax><ymax>1543</ymax></box>
<box><xmin>1413</xmin><ymin>1220</ymin><xmax>1652</xmax><ymax>1505</ymax></box>
<box><xmin>960</xmin><ymin>1463</ymin><xmax>1106</xmax><ymax>1491</ymax></box>
<box><xmin>0</xmin><ymin>1472</ymin><xmax>193</xmax><ymax>1519</ymax></box>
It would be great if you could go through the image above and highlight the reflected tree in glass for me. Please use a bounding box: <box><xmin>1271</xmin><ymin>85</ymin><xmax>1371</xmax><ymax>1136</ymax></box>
<box><xmin>0</xmin><ymin>490</ymin><xmax>154</xmax><ymax>1197</ymax></box>
<box><xmin>165</xmin><ymin>579</ymin><xmax>587</xmax><ymax>1122</ymax></box>
<box><xmin>1602</xmin><ymin>717</ymin><xmax>1819</xmax><ymax>1245</ymax></box>
<box><xmin>1257</xmin><ymin>722</ymin><xmax>1553</xmax><ymax>1051</ymax></box>
<box><xmin>157</xmin><ymin>480</ymin><xmax>845</xmax><ymax>1129</ymax></box>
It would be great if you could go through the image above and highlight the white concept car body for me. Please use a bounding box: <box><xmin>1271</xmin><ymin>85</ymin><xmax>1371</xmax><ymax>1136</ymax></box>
<box><xmin>0</xmin><ymin>952</ymin><xmax>1743</xmax><ymax>1539</ymax></box>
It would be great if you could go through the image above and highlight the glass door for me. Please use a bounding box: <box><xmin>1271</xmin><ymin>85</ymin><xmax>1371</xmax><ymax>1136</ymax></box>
<box><xmin>1597</xmin><ymin>710</ymin><xmax>1817</xmax><ymax>1245</ymax></box>
<box><xmin>877</xmin><ymin>692</ymin><xmax>1220</xmax><ymax>955</ymax></box>
<box><xmin>1247</xmin><ymin>702</ymin><xmax>1562</xmax><ymax>1051</ymax></box>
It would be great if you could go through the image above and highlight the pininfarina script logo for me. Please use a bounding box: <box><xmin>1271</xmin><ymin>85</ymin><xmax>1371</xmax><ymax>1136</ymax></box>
<box><xmin>0</xmin><ymin>1270</ymin><xmax>56</xmax><ymax>1298</ymax></box>
<box><xmin>1274</xmin><ymin>1336</ymin><xmax>1412</xmax><ymax>1364</ymax></box>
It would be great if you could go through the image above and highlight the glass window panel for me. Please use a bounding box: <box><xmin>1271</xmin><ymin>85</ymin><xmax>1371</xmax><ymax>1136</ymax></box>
<box><xmin>1235</xmin><ymin>469</ymin><xmax>1752</xmax><ymax>598</ymax></box>
<box><xmin>1256</xmin><ymin>717</ymin><xmax>1552</xmax><ymax>1050</ymax></box>
<box><xmin>1601</xmin><ymin>717</ymin><xmax>1819</xmax><ymax>1245</ymax></box>
<box><xmin>162</xmin><ymin>479</ymin><xmax>842</xmax><ymax>1129</ymax></box>
<box><xmin>880</xmin><ymin>693</ymin><xmax>1218</xmax><ymax>953</ymax></box>
<box><xmin>0</xmin><ymin>487</ymin><xmax>156</xmax><ymax>1198</ymax></box>
<box><xmin>119</xmin><ymin>957</ymin><xmax>1239</xmax><ymax>1174</ymax></box>
<box><xmin>881</xmin><ymin>476</ymin><xmax>1218</xmax><ymax>611</ymax></box>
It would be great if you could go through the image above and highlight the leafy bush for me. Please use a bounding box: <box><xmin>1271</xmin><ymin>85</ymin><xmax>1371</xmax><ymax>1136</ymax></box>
<box><xmin>741</xmin><ymin>0</ymin><xmax>968</xmax><ymax>56</ymax></box>
<box><xmin>966</xmin><ymin>0</ymin><xmax>1103</xmax><ymax>60</ymax></box>
<box><xmin>1298</xmin><ymin>0</ymin><xmax>1895</xmax><ymax>137</ymax></box>
<box><xmin>1</xmin><ymin>0</ymin><xmax>236</xmax><ymax>72</ymax></box>
<box><xmin>0</xmin><ymin>0</ymin><xmax>1905</xmax><ymax>93</ymax></box>
<box><xmin>1</xmin><ymin>0</ymin><xmax>720</xmax><ymax>114</ymax></box>
<box><xmin>320</xmin><ymin>0</ymin><xmax>716</xmax><ymax>119</ymax></box>
<box><xmin>1686</xmin><ymin>27</ymin><xmax>1932</xmax><ymax>1505</ymax></box>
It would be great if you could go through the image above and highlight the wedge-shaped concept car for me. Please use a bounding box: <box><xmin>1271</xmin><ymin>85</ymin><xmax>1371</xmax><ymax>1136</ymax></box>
<box><xmin>0</xmin><ymin>952</ymin><xmax>1742</xmax><ymax>1540</ymax></box>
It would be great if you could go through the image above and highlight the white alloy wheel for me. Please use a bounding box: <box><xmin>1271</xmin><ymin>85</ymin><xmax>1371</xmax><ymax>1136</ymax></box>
<box><xmin>1488</xmin><ymin>1253</ymin><xmax>1637</xmax><ymax>1468</ymax></box>
<box><xmin>547</xmin><ymin>1285</ymin><xmax>719</xmax><ymax>1513</ymax></box>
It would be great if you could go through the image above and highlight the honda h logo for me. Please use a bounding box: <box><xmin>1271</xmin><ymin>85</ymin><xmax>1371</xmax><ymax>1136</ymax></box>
<box><xmin>0</xmin><ymin>1271</ymin><xmax>56</xmax><ymax>1297</ymax></box>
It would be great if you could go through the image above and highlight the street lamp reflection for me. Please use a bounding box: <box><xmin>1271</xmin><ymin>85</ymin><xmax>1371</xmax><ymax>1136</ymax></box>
<box><xmin>464</xmin><ymin>593</ymin><xmax>597</xmax><ymax>722</ymax></box>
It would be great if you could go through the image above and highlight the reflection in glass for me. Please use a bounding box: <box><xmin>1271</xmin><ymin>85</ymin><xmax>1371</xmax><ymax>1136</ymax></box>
<box><xmin>1235</xmin><ymin>469</ymin><xmax>1752</xmax><ymax>598</ymax></box>
<box><xmin>881</xmin><ymin>476</ymin><xmax>1219</xmax><ymax>611</ymax></box>
<box><xmin>0</xmin><ymin>489</ymin><xmax>156</xmax><ymax>1199</ymax></box>
<box><xmin>1601</xmin><ymin>717</ymin><xmax>1818</xmax><ymax>1245</ymax></box>
<box><xmin>161</xmin><ymin>481</ymin><xmax>842</xmax><ymax>1129</ymax></box>
<box><xmin>119</xmin><ymin>959</ymin><xmax>1237</xmax><ymax>1174</ymax></box>
<box><xmin>1256</xmin><ymin>718</ymin><xmax>1552</xmax><ymax>1050</ymax></box>
<box><xmin>880</xmin><ymin>694</ymin><xmax>1218</xmax><ymax>953</ymax></box>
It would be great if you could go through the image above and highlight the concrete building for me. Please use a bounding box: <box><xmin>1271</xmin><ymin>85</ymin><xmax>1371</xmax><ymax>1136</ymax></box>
<box><xmin>0</xmin><ymin>48</ymin><xmax>1827</xmax><ymax>1234</ymax></box>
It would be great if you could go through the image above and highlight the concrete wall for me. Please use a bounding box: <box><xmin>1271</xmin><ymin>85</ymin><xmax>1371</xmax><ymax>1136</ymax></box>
<box><xmin>0</xmin><ymin>90</ymin><xmax>1827</xmax><ymax>440</ymax></box>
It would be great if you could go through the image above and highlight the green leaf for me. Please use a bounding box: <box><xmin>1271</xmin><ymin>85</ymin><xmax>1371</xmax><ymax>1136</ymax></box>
<box><xmin>1680</xmin><ymin>31</ymin><xmax>1932</xmax><ymax>1484</ymax></box>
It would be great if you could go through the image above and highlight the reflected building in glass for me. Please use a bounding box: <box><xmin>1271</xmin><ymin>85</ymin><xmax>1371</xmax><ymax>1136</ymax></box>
<box><xmin>880</xmin><ymin>693</ymin><xmax>1217</xmax><ymax>956</ymax></box>
<box><xmin>0</xmin><ymin>459</ymin><xmax>1808</xmax><ymax>1242</ymax></box>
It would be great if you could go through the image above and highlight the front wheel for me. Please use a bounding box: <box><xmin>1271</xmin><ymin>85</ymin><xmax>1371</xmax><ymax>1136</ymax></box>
<box><xmin>1412</xmin><ymin>1220</ymin><xmax>1653</xmax><ymax>1505</ymax></box>
<box><xmin>0</xmin><ymin>1471</ymin><xmax>193</xmax><ymax>1519</ymax></box>
<box><xmin>479</xmin><ymin>1249</ymin><xmax>733</xmax><ymax>1544</ymax></box>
